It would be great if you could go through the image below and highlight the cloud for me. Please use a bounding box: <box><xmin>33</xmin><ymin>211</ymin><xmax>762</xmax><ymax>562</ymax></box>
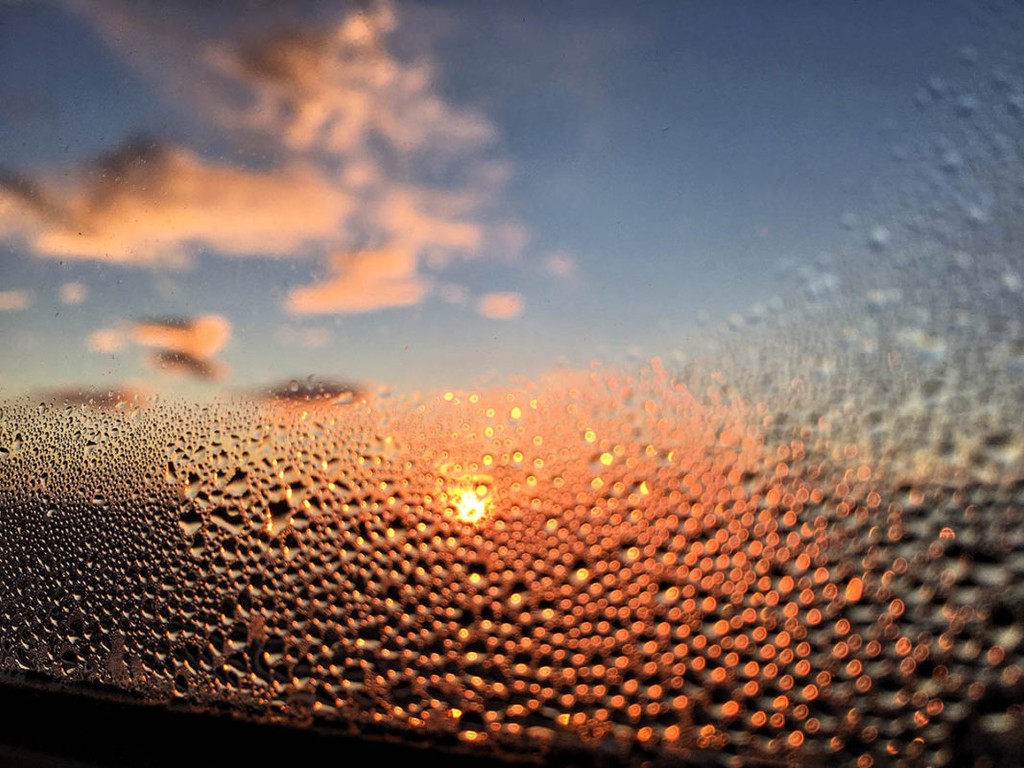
<box><xmin>287</xmin><ymin>247</ymin><xmax>427</xmax><ymax>315</ymax></box>
<box><xmin>9</xmin><ymin>1</ymin><xmax>523</xmax><ymax>318</ymax></box>
<box><xmin>148</xmin><ymin>350</ymin><xmax>225</xmax><ymax>381</ymax></box>
<box><xmin>88</xmin><ymin>328</ymin><xmax>125</xmax><ymax>353</ymax></box>
<box><xmin>0</xmin><ymin>171</ymin><xmax>57</xmax><ymax>232</ymax></box>
<box><xmin>374</xmin><ymin>187</ymin><xmax>484</xmax><ymax>264</ymax></box>
<box><xmin>207</xmin><ymin>6</ymin><xmax>494</xmax><ymax>158</ymax></box>
<box><xmin>87</xmin><ymin>314</ymin><xmax>232</xmax><ymax>381</ymax></box>
<box><xmin>59</xmin><ymin>282</ymin><xmax>88</xmax><ymax>305</ymax></box>
<box><xmin>283</xmin><ymin>183</ymin><xmax>488</xmax><ymax>314</ymax></box>
<box><xmin>0</xmin><ymin>290</ymin><xmax>32</xmax><ymax>312</ymax></box>
<box><xmin>213</xmin><ymin>6</ymin><xmax>504</xmax><ymax>314</ymax></box>
<box><xmin>544</xmin><ymin>251</ymin><xmax>578</xmax><ymax>279</ymax></box>
<box><xmin>131</xmin><ymin>314</ymin><xmax>231</xmax><ymax>361</ymax></box>
<box><xmin>263</xmin><ymin>376</ymin><xmax>365</xmax><ymax>407</ymax></box>
<box><xmin>0</xmin><ymin>139</ymin><xmax>352</xmax><ymax>266</ymax></box>
<box><xmin>477</xmin><ymin>292</ymin><xmax>525</xmax><ymax>320</ymax></box>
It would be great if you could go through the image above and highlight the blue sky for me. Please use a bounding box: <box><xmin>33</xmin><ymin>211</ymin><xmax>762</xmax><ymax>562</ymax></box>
<box><xmin>0</xmin><ymin>1</ymin><xmax>985</xmax><ymax>397</ymax></box>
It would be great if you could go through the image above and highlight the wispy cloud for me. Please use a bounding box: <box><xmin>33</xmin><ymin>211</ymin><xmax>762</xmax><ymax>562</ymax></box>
<box><xmin>544</xmin><ymin>251</ymin><xmax>578</xmax><ymax>279</ymax></box>
<box><xmin>35</xmin><ymin>1</ymin><xmax>523</xmax><ymax>318</ymax></box>
<box><xmin>477</xmin><ymin>291</ymin><xmax>525</xmax><ymax>320</ymax></box>
<box><xmin>88</xmin><ymin>328</ymin><xmax>125</xmax><ymax>354</ymax></box>
<box><xmin>287</xmin><ymin>247</ymin><xmax>426</xmax><ymax>315</ymax></box>
<box><xmin>0</xmin><ymin>290</ymin><xmax>32</xmax><ymax>312</ymax></box>
<box><xmin>216</xmin><ymin>6</ymin><xmax>507</xmax><ymax>314</ymax></box>
<box><xmin>131</xmin><ymin>315</ymin><xmax>231</xmax><ymax>361</ymax></box>
<box><xmin>0</xmin><ymin>140</ymin><xmax>351</xmax><ymax>266</ymax></box>
<box><xmin>88</xmin><ymin>314</ymin><xmax>232</xmax><ymax>381</ymax></box>
<box><xmin>58</xmin><ymin>282</ymin><xmax>88</xmax><ymax>305</ymax></box>
<box><xmin>207</xmin><ymin>7</ymin><xmax>494</xmax><ymax>158</ymax></box>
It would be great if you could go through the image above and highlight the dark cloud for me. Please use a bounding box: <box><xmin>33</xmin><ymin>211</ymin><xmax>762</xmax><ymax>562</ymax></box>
<box><xmin>89</xmin><ymin>314</ymin><xmax>232</xmax><ymax>382</ymax></box>
<box><xmin>0</xmin><ymin>169</ymin><xmax>62</xmax><ymax>224</ymax></box>
<box><xmin>264</xmin><ymin>376</ymin><xmax>366</xmax><ymax>405</ymax></box>
<box><xmin>148</xmin><ymin>350</ymin><xmax>224</xmax><ymax>381</ymax></box>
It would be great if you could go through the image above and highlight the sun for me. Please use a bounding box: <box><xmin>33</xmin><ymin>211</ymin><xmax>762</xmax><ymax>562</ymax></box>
<box><xmin>452</xmin><ymin>488</ymin><xmax>490</xmax><ymax>524</ymax></box>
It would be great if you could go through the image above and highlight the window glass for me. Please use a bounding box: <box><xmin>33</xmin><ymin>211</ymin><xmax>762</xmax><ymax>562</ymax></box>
<box><xmin>2</xmin><ymin>2</ymin><xmax>1023</xmax><ymax>765</ymax></box>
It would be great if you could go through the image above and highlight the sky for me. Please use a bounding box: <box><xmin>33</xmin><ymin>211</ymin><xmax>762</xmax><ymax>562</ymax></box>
<box><xmin>0</xmin><ymin>0</ymin><xmax>993</xmax><ymax>398</ymax></box>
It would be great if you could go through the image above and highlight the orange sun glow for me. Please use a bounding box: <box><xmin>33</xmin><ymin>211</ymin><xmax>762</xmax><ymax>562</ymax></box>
<box><xmin>452</xmin><ymin>488</ymin><xmax>490</xmax><ymax>524</ymax></box>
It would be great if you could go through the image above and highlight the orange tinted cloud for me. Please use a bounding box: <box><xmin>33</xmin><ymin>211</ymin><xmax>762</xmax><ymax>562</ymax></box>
<box><xmin>87</xmin><ymin>314</ymin><xmax>232</xmax><ymax>381</ymax></box>
<box><xmin>131</xmin><ymin>315</ymin><xmax>231</xmax><ymax>361</ymax></box>
<box><xmin>214</xmin><ymin>7</ymin><xmax>499</xmax><ymax>315</ymax></box>
<box><xmin>13</xmin><ymin>2</ymin><xmax>523</xmax><ymax>317</ymax></box>
<box><xmin>287</xmin><ymin>247</ymin><xmax>427</xmax><ymax>315</ymax></box>
<box><xmin>477</xmin><ymin>292</ymin><xmax>525</xmax><ymax>320</ymax></box>
<box><xmin>0</xmin><ymin>140</ymin><xmax>351</xmax><ymax>266</ymax></box>
<box><xmin>284</xmin><ymin>182</ymin><xmax>489</xmax><ymax>314</ymax></box>
<box><xmin>375</xmin><ymin>187</ymin><xmax>483</xmax><ymax>262</ymax></box>
<box><xmin>208</xmin><ymin>5</ymin><xmax>494</xmax><ymax>158</ymax></box>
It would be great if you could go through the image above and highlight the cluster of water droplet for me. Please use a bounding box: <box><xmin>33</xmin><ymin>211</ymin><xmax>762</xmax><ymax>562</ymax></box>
<box><xmin>4</xmin><ymin>5</ymin><xmax>1024</xmax><ymax>766</ymax></box>
<box><xmin>1</xmin><ymin>346</ymin><xmax>1022</xmax><ymax>766</ymax></box>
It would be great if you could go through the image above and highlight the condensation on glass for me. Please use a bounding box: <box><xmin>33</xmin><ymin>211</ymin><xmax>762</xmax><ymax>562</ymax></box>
<box><xmin>1</xmin><ymin>2</ymin><xmax>1024</xmax><ymax>767</ymax></box>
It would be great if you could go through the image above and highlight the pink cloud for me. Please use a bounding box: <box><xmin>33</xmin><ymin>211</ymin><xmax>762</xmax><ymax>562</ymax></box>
<box><xmin>87</xmin><ymin>314</ymin><xmax>232</xmax><ymax>381</ymax></box>
<box><xmin>477</xmin><ymin>292</ymin><xmax>525</xmax><ymax>320</ymax></box>
<box><xmin>285</xmin><ymin>181</ymin><xmax>488</xmax><ymax>314</ymax></box>
<box><xmin>0</xmin><ymin>141</ymin><xmax>352</xmax><ymax>266</ymax></box>
<box><xmin>10</xmin><ymin>2</ymin><xmax>526</xmax><ymax>319</ymax></box>
<box><xmin>376</xmin><ymin>188</ymin><xmax>483</xmax><ymax>255</ymax></box>
<box><xmin>287</xmin><ymin>247</ymin><xmax>427</xmax><ymax>315</ymax></box>
<box><xmin>207</xmin><ymin>6</ymin><xmax>494</xmax><ymax>158</ymax></box>
<box><xmin>131</xmin><ymin>315</ymin><xmax>231</xmax><ymax>361</ymax></box>
<box><xmin>205</xmin><ymin>5</ymin><xmax>517</xmax><ymax>314</ymax></box>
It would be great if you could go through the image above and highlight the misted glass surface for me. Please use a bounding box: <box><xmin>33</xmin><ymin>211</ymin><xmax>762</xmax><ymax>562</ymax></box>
<box><xmin>2</xmin><ymin>1</ymin><xmax>1023</xmax><ymax>766</ymax></box>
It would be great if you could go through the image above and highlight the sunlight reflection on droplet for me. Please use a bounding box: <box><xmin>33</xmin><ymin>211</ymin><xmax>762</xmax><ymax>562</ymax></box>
<box><xmin>452</xmin><ymin>488</ymin><xmax>489</xmax><ymax>524</ymax></box>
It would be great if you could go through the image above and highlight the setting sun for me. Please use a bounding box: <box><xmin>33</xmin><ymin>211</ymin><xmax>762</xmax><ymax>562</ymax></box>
<box><xmin>452</xmin><ymin>488</ymin><xmax>490</xmax><ymax>524</ymax></box>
